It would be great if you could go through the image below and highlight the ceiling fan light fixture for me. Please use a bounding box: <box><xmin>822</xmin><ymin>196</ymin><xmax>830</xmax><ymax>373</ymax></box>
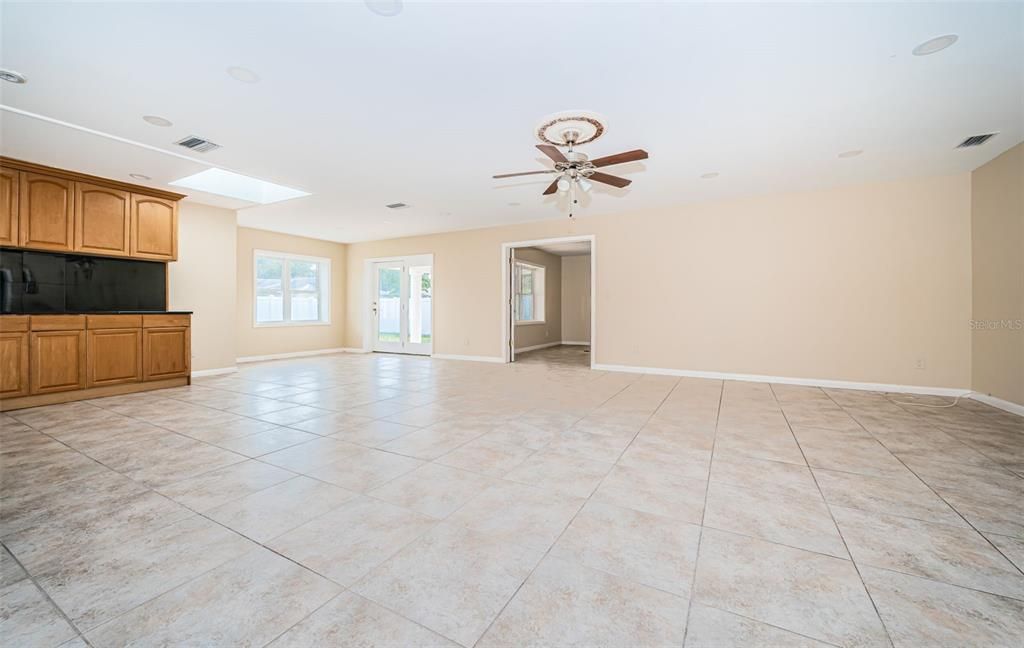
<box><xmin>577</xmin><ymin>178</ymin><xmax>593</xmax><ymax>193</ymax></box>
<box><xmin>556</xmin><ymin>177</ymin><xmax>571</xmax><ymax>193</ymax></box>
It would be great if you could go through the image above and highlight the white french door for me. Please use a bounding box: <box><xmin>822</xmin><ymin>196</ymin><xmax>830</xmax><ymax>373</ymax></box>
<box><xmin>372</xmin><ymin>255</ymin><xmax>433</xmax><ymax>355</ymax></box>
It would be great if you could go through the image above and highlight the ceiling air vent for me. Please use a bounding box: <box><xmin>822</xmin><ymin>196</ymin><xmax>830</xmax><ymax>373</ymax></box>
<box><xmin>385</xmin><ymin>202</ymin><xmax>409</xmax><ymax>209</ymax></box>
<box><xmin>956</xmin><ymin>133</ymin><xmax>997</xmax><ymax>148</ymax></box>
<box><xmin>175</xmin><ymin>135</ymin><xmax>221</xmax><ymax>153</ymax></box>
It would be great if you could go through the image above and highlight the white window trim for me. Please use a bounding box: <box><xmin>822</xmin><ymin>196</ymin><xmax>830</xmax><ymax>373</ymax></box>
<box><xmin>253</xmin><ymin>249</ymin><xmax>332</xmax><ymax>328</ymax></box>
<box><xmin>514</xmin><ymin>260</ymin><xmax>545</xmax><ymax>325</ymax></box>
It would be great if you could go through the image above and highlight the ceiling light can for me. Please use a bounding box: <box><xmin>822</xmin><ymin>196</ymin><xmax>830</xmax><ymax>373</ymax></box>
<box><xmin>700</xmin><ymin>172</ymin><xmax>720</xmax><ymax>179</ymax></box>
<box><xmin>142</xmin><ymin>115</ymin><xmax>173</xmax><ymax>127</ymax></box>
<box><xmin>838</xmin><ymin>149</ymin><xmax>863</xmax><ymax>158</ymax></box>
<box><xmin>365</xmin><ymin>0</ymin><xmax>403</xmax><ymax>17</ymax></box>
<box><xmin>0</xmin><ymin>68</ymin><xmax>27</xmax><ymax>84</ymax></box>
<box><xmin>129</xmin><ymin>173</ymin><xmax>151</xmax><ymax>181</ymax></box>
<box><xmin>227</xmin><ymin>66</ymin><xmax>260</xmax><ymax>83</ymax></box>
<box><xmin>912</xmin><ymin>34</ymin><xmax>958</xmax><ymax>56</ymax></box>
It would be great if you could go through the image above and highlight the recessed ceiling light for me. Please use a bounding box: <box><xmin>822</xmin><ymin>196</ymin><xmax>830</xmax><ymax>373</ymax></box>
<box><xmin>700</xmin><ymin>172</ymin><xmax>719</xmax><ymax>179</ymax></box>
<box><xmin>129</xmin><ymin>173</ymin><xmax>151</xmax><ymax>181</ymax></box>
<box><xmin>838</xmin><ymin>150</ymin><xmax>863</xmax><ymax>158</ymax></box>
<box><xmin>226</xmin><ymin>66</ymin><xmax>260</xmax><ymax>83</ymax></box>
<box><xmin>0</xmin><ymin>68</ymin><xmax>27</xmax><ymax>84</ymax></box>
<box><xmin>142</xmin><ymin>115</ymin><xmax>173</xmax><ymax>127</ymax></box>
<box><xmin>365</xmin><ymin>0</ymin><xmax>403</xmax><ymax>16</ymax></box>
<box><xmin>912</xmin><ymin>34</ymin><xmax>958</xmax><ymax>56</ymax></box>
<box><xmin>508</xmin><ymin>202</ymin><xmax>521</xmax><ymax>207</ymax></box>
<box><xmin>169</xmin><ymin>168</ymin><xmax>310</xmax><ymax>204</ymax></box>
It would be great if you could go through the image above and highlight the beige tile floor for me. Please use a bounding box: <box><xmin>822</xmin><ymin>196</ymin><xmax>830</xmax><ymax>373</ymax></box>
<box><xmin>2</xmin><ymin>350</ymin><xmax>1023</xmax><ymax>647</ymax></box>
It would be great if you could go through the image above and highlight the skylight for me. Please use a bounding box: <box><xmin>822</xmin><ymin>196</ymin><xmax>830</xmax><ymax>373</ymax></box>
<box><xmin>169</xmin><ymin>168</ymin><xmax>310</xmax><ymax>204</ymax></box>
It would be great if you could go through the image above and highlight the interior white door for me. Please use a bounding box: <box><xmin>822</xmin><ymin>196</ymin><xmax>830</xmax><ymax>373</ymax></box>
<box><xmin>371</xmin><ymin>257</ymin><xmax>433</xmax><ymax>355</ymax></box>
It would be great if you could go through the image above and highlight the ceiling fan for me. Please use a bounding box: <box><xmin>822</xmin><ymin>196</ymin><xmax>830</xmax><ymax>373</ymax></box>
<box><xmin>493</xmin><ymin>123</ymin><xmax>648</xmax><ymax>217</ymax></box>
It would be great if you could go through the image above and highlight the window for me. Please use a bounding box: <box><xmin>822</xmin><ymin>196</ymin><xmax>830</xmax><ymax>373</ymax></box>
<box><xmin>514</xmin><ymin>261</ymin><xmax>545</xmax><ymax>323</ymax></box>
<box><xmin>254</xmin><ymin>250</ymin><xmax>330</xmax><ymax>326</ymax></box>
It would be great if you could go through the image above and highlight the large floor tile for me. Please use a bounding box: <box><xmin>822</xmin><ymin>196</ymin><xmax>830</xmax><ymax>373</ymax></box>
<box><xmin>709</xmin><ymin>454</ymin><xmax>822</xmax><ymax>500</ymax></box>
<box><xmin>684</xmin><ymin>604</ymin><xmax>831</xmax><ymax>647</ymax></box>
<box><xmin>369</xmin><ymin>463</ymin><xmax>495</xmax><ymax>518</ymax></box>
<box><xmin>205</xmin><ymin>476</ymin><xmax>357</xmax><ymax>542</ymax></box>
<box><xmin>552</xmin><ymin>501</ymin><xmax>701</xmax><ymax>596</ymax></box>
<box><xmin>478</xmin><ymin>555</ymin><xmax>687</xmax><ymax>648</ymax></box>
<box><xmin>591</xmin><ymin>463</ymin><xmax>706</xmax><ymax>523</ymax></box>
<box><xmin>831</xmin><ymin>505</ymin><xmax>1024</xmax><ymax>600</ymax></box>
<box><xmin>155</xmin><ymin>460</ymin><xmax>295</xmax><ymax>512</ymax></box>
<box><xmin>504</xmin><ymin>450</ymin><xmax>613</xmax><ymax>498</ymax></box>
<box><xmin>268</xmin><ymin>591</ymin><xmax>458</xmax><ymax>647</ymax></box>
<box><xmin>863</xmin><ymin>565</ymin><xmax>1024</xmax><ymax>647</ymax></box>
<box><xmin>813</xmin><ymin>468</ymin><xmax>967</xmax><ymax>526</ymax></box>
<box><xmin>268</xmin><ymin>496</ymin><xmax>436</xmax><ymax>586</ymax></box>
<box><xmin>305</xmin><ymin>448</ymin><xmax>424</xmax><ymax>492</ymax></box>
<box><xmin>435</xmin><ymin>437</ymin><xmax>535</xmax><ymax>477</ymax></box>
<box><xmin>354</xmin><ymin>523</ymin><xmax>543</xmax><ymax>647</ymax></box>
<box><xmin>703</xmin><ymin>481</ymin><xmax>846</xmax><ymax>557</ymax></box>
<box><xmin>446</xmin><ymin>480</ymin><xmax>584</xmax><ymax>551</ymax></box>
<box><xmin>693</xmin><ymin>528</ymin><xmax>888</xmax><ymax>647</ymax></box>
<box><xmin>84</xmin><ymin>548</ymin><xmax>340</xmax><ymax>647</ymax></box>
<box><xmin>0</xmin><ymin>579</ymin><xmax>79</xmax><ymax>648</ymax></box>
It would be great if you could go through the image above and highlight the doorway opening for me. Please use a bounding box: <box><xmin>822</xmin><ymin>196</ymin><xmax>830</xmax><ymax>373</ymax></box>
<box><xmin>366</xmin><ymin>254</ymin><xmax>433</xmax><ymax>355</ymax></box>
<box><xmin>501</xmin><ymin>236</ymin><xmax>594</xmax><ymax>368</ymax></box>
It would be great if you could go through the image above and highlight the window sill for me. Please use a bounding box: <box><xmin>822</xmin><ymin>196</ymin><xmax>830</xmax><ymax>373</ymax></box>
<box><xmin>254</xmin><ymin>320</ymin><xmax>332</xmax><ymax>328</ymax></box>
<box><xmin>515</xmin><ymin>320</ymin><xmax>546</xmax><ymax>326</ymax></box>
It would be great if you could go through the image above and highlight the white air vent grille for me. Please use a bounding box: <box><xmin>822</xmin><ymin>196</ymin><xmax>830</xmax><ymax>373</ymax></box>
<box><xmin>175</xmin><ymin>135</ymin><xmax>221</xmax><ymax>153</ymax></box>
<box><xmin>385</xmin><ymin>202</ymin><xmax>409</xmax><ymax>209</ymax></box>
<box><xmin>957</xmin><ymin>133</ymin><xmax>997</xmax><ymax>148</ymax></box>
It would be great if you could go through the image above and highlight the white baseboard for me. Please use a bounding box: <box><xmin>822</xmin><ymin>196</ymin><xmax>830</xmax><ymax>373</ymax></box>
<box><xmin>561</xmin><ymin>341</ymin><xmax>590</xmax><ymax>346</ymax></box>
<box><xmin>191</xmin><ymin>366</ymin><xmax>238</xmax><ymax>378</ymax></box>
<box><xmin>431</xmin><ymin>353</ymin><xmax>505</xmax><ymax>363</ymax></box>
<box><xmin>514</xmin><ymin>341</ymin><xmax>561</xmax><ymax>353</ymax></box>
<box><xmin>341</xmin><ymin>347</ymin><xmax>371</xmax><ymax>353</ymax></box>
<box><xmin>970</xmin><ymin>393</ymin><xmax>1024</xmax><ymax>417</ymax></box>
<box><xmin>591</xmin><ymin>363</ymin><xmax>971</xmax><ymax>398</ymax></box>
<box><xmin>236</xmin><ymin>348</ymin><xmax>345</xmax><ymax>363</ymax></box>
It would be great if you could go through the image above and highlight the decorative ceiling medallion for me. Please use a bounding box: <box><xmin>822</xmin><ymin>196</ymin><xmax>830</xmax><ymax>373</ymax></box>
<box><xmin>535</xmin><ymin>111</ymin><xmax>607</xmax><ymax>146</ymax></box>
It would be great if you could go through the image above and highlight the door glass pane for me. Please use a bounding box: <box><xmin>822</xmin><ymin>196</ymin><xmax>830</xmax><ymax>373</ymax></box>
<box><xmin>255</xmin><ymin>257</ymin><xmax>284</xmax><ymax>322</ymax></box>
<box><xmin>408</xmin><ymin>266</ymin><xmax>432</xmax><ymax>345</ymax></box>
<box><xmin>377</xmin><ymin>266</ymin><xmax>401</xmax><ymax>343</ymax></box>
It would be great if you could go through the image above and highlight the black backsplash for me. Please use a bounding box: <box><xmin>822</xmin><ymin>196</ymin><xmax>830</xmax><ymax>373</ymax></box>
<box><xmin>0</xmin><ymin>248</ymin><xmax>166</xmax><ymax>314</ymax></box>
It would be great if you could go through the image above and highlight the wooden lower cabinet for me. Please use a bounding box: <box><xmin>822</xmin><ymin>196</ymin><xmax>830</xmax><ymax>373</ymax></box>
<box><xmin>30</xmin><ymin>329</ymin><xmax>87</xmax><ymax>394</ymax></box>
<box><xmin>143</xmin><ymin>327</ymin><xmax>190</xmax><ymax>380</ymax></box>
<box><xmin>87</xmin><ymin>328</ymin><xmax>143</xmax><ymax>387</ymax></box>
<box><xmin>0</xmin><ymin>331</ymin><xmax>30</xmax><ymax>398</ymax></box>
<box><xmin>0</xmin><ymin>313</ymin><xmax>190</xmax><ymax>410</ymax></box>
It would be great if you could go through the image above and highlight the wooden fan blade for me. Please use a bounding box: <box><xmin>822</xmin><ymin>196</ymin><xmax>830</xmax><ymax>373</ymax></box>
<box><xmin>542</xmin><ymin>178</ymin><xmax>560</xmax><ymax>195</ymax></box>
<box><xmin>492</xmin><ymin>170</ymin><xmax>556</xmax><ymax>179</ymax></box>
<box><xmin>590</xmin><ymin>149</ymin><xmax>648</xmax><ymax>168</ymax></box>
<box><xmin>589</xmin><ymin>171</ymin><xmax>632</xmax><ymax>188</ymax></box>
<box><xmin>536</xmin><ymin>144</ymin><xmax>568</xmax><ymax>163</ymax></box>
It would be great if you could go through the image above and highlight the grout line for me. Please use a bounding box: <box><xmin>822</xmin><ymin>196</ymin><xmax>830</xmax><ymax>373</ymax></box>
<box><xmin>680</xmin><ymin>377</ymin><xmax>723</xmax><ymax>648</ymax></box>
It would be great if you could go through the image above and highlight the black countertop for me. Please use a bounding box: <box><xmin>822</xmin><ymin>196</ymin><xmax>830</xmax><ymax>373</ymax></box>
<box><xmin>2</xmin><ymin>311</ymin><xmax>193</xmax><ymax>315</ymax></box>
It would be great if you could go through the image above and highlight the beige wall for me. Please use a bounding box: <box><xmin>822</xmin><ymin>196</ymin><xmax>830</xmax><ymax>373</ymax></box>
<box><xmin>562</xmin><ymin>254</ymin><xmax>591</xmax><ymax>344</ymax></box>
<box><xmin>168</xmin><ymin>203</ymin><xmax>237</xmax><ymax>372</ymax></box>
<box><xmin>347</xmin><ymin>174</ymin><xmax>972</xmax><ymax>388</ymax></box>
<box><xmin>236</xmin><ymin>227</ymin><xmax>347</xmax><ymax>358</ymax></box>
<box><xmin>513</xmin><ymin>247</ymin><xmax>562</xmax><ymax>350</ymax></box>
<box><xmin>971</xmin><ymin>142</ymin><xmax>1024</xmax><ymax>406</ymax></box>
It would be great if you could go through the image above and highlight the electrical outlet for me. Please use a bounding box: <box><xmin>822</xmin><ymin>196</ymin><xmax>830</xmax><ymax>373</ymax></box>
<box><xmin>915</xmin><ymin>358</ymin><xmax>926</xmax><ymax>370</ymax></box>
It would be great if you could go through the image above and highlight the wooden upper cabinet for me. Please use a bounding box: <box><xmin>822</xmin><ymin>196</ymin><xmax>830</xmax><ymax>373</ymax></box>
<box><xmin>0</xmin><ymin>167</ymin><xmax>18</xmax><ymax>246</ymax></box>
<box><xmin>75</xmin><ymin>182</ymin><xmax>130</xmax><ymax>256</ymax></box>
<box><xmin>131</xmin><ymin>194</ymin><xmax>177</xmax><ymax>260</ymax></box>
<box><xmin>19</xmin><ymin>172</ymin><xmax>75</xmax><ymax>251</ymax></box>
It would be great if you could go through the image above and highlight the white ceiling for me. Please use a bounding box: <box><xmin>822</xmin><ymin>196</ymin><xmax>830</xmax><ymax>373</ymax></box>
<box><xmin>2</xmin><ymin>2</ymin><xmax>1021</xmax><ymax>243</ymax></box>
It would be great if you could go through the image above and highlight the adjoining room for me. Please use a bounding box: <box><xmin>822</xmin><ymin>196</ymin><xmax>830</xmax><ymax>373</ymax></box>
<box><xmin>1</xmin><ymin>2</ymin><xmax>1022</xmax><ymax>647</ymax></box>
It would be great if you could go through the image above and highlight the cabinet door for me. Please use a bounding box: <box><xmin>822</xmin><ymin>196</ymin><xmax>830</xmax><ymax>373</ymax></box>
<box><xmin>19</xmin><ymin>173</ymin><xmax>75</xmax><ymax>251</ymax></box>
<box><xmin>0</xmin><ymin>331</ymin><xmax>30</xmax><ymax>398</ymax></box>
<box><xmin>143</xmin><ymin>327</ymin><xmax>189</xmax><ymax>380</ymax></box>
<box><xmin>0</xmin><ymin>167</ymin><xmax>18</xmax><ymax>246</ymax></box>
<box><xmin>87</xmin><ymin>328</ymin><xmax>143</xmax><ymax>387</ymax></box>
<box><xmin>75</xmin><ymin>182</ymin><xmax>130</xmax><ymax>256</ymax></box>
<box><xmin>30</xmin><ymin>330</ymin><xmax>86</xmax><ymax>394</ymax></box>
<box><xmin>131</xmin><ymin>194</ymin><xmax>177</xmax><ymax>260</ymax></box>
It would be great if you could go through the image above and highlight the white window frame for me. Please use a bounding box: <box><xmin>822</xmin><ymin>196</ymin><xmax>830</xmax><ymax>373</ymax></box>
<box><xmin>514</xmin><ymin>261</ymin><xmax>545</xmax><ymax>325</ymax></box>
<box><xmin>253</xmin><ymin>249</ymin><xmax>331</xmax><ymax>327</ymax></box>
